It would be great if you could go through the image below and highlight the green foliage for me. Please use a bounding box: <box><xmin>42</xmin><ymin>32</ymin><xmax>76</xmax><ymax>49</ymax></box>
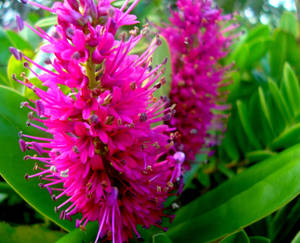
<box><xmin>0</xmin><ymin>222</ymin><xmax>65</xmax><ymax>243</ymax></box>
<box><xmin>0</xmin><ymin>86</ymin><xmax>75</xmax><ymax>232</ymax></box>
<box><xmin>167</xmin><ymin>143</ymin><xmax>300</xmax><ymax>242</ymax></box>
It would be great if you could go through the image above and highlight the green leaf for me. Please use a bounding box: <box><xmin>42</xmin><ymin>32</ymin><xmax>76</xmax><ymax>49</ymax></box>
<box><xmin>56</xmin><ymin>222</ymin><xmax>98</xmax><ymax>243</ymax></box>
<box><xmin>5</xmin><ymin>30</ymin><xmax>33</xmax><ymax>51</ymax></box>
<box><xmin>268</xmin><ymin>78</ymin><xmax>292</xmax><ymax>125</ymax></box>
<box><xmin>0</xmin><ymin>28</ymin><xmax>12</xmax><ymax>78</ymax></box>
<box><xmin>152</xmin><ymin>233</ymin><xmax>173</xmax><ymax>243</ymax></box>
<box><xmin>152</xmin><ymin>37</ymin><xmax>172</xmax><ymax>99</ymax></box>
<box><xmin>0</xmin><ymin>222</ymin><xmax>65</xmax><ymax>243</ymax></box>
<box><xmin>245</xmin><ymin>25</ymin><xmax>270</xmax><ymax>43</ymax></box>
<box><xmin>270</xmin><ymin>123</ymin><xmax>300</xmax><ymax>150</ymax></box>
<box><xmin>6</xmin><ymin>55</ymin><xmax>26</xmax><ymax>93</ymax></box>
<box><xmin>246</xmin><ymin>39</ymin><xmax>270</xmax><ymax>67</ymax></box>
<box><xmin>270</xmin><ymin>30</ymin><xmax>300</xmax><ymax>81</ymax></box>
<box><xmin>279</xmin><ymin>11</ymin><xmax>298</xmax><ymax>37</ymax></box>
<box><xmin>258</xmin><ymin>87</ymin><xmax>274</xmax><ymax>134</ymax></box>
<box><xmin>292</xmin><ymin>231</ymin><xmax>300</xmax><ymax>243</ymax></box>
<box><xmin>220</xmin><ymin>230</ymin><xmax>249</xmax><ymax>243</ymax></box>
<box><xmin>281</xmin><ymin>63</ymin><xmax>300</xmax><ymax>117</ymax></box>
<box><xmin>246</xmin><ymin>150</ymin><xmax>276</xmax><ymax>164</ymax></box>
<box><xmin>249</xmin><ymin>236</ymin><xmax>270</xmax><ymax>243</ymax></box>
<box><xmin>236</xmin><ymin>100</ymin><xmax>261</xmax><ymax>149</ymax></box>
<box><xmin>35</xmin><ymin>17</ymin><xmax>58</xmax><ymax>28</ymax></box>
<box><xmin>167</xmin><ymin>143</ymin><xmax>300</xmax><ymax>242</ymax></box>
<box><xmin>0</xmin><ymin>86</ymin><xmax>74</xmax><ymax>232</ymax></box>
<box><xmin>269</xmin><ymin>30</ymin><xmax>287</xmax><ymax>80</ymax></box>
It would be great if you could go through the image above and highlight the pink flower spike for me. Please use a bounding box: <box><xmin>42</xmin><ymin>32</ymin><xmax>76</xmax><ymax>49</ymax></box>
<box><xmin>161</xmin><ymin>0</ymin><xmax>235</xmax><ymax>165</ymax></box>
<box><xmin>17</xmin><ymin>1</ymin><xmax>181</xmax><ymax>242</ymax></box>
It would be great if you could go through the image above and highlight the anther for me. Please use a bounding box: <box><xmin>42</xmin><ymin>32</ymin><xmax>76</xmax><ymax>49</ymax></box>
<box><xmin>103</xmin><ymin>94</ymin><xmax>112</xmax><ymax>105</ymax></box>
<box><xmin>12</xmin><ymin>74</ymin><xmax>18</xmax><ymax>82</ymax></box>
<box><xmin>26</xmin><ymin>122</ymin><xmax>30</xmax><ymax>128</ymax></box>
<box><xmin>50</xmin><ymin>165</ymin><xmax>57</xmax><ymax>173</ymax></box>
<box><xmin>105</xmin><ymin>115</ymin><xmax>115</xmax><ymax>125</ymax></box>
<box><xmin>20</xmin><ymin>101</ymin><xmax>29</xmax><ymax>108</ymax></box>
<box><xmin>23</xmin><ymin>62</ymin><xmax>30</xmax><ymax>68</ymax></box>
<box><xmin>51</xmin><ymin>195</ymin><xmax>56</xmax><ymax>201</ymax></box>
<box><xmin>156</xmin><ymin>35</ymin><xmax>162</xmax><ymax>46</ymax></box>
<box><xmin>90</xmin><ymin>114</ymin><xmax>99</xmax><ymax>124</ymax></box>
<box><xmin>130</xmin><ymin>82</ymin><xmax>137</xmax><ymax>90</ymax></box>
<box><xmin>139</xmin><ymin>113</ymin><xmax>147</xmax><ymax>122</ymax></box>
<box><xmin>18</xmin><ymin>131</ymin><xmax>23</xmax><ymax>138</ymax></box>
<box><xmin>154</xmin><ymin>83</ymin><xmax>161</xmax><ymax>89</ymax></box>
<box><xmin>60</xmin><ymin>169</ymin><xmax>69</xmax><ymax>178</ymax></box>
<box><xmin>171</xmin><ymin>202</ymin><xmax>180</xmax><ymax>210</ymax></box>
<box><xmin>38</xmin><ymin>183</ymin><xmax>44</xmax><ymax>188</ymax></box>
<box><xmin>16</xmin><ymin>15</ymin><xmax>24</xmax><ymax>31</ymax></box>
<box><xmin>27</xmin><ymin>111</ymin><xmax>34</xmax><ymax>120</ymax></box>
<box><xmin>162</xmin><ymin>57</ymin><xmax>168</xmax><ymax>65</ymax></box>
<box><xmin>162</xmin><ymin>113</ymin><xmax>172</xmax><ymax>122</ymax></box>
<box><xmin>54</xmin><ymin>206</ymin><xmax>59</xmax><ymax>213</ymax></box>
<box><xmin>23</xmin><ymin>155</ymin><xmax>31</xmax><ymax>160</ymax></box>
<box><xmin>24</xmin><ymin>173</ymin><xmax>29</xmax><ymax>180</ymax></box>
<box><xmin>33</xmin><ymin>163</ymin><xmax>39</xmax><ymax>171</ymax></box>
<box><xmin>44</xmin><ymin>58</ymin><xmax>52</xmax><ymax>65</ymax></box>
<box><xmin>9</xmin><ymin>47</ymin><xmax>22</xmax><ymax>60</ymax></box>
<box><xmin>72</xmin><ymin>146</ymin><xmax>79</xmax><ymax>153</ymax></box>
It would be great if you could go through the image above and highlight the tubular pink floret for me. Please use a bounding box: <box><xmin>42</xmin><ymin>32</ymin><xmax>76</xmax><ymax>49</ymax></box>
<box><xmin>17</xmin><ymin>1</ymin><xmax>182</xmax><ymax>242</ymax></box>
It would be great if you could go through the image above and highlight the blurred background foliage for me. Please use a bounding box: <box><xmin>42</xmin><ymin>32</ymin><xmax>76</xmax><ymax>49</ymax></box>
<box><xmin>1</xmin><ymin>0</ymin><xmax>300</xmax><ymax>243</ymax></box>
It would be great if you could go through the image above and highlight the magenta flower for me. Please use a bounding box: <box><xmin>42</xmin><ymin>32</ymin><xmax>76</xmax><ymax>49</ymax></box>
<box><xmin>13</xmin><ymin>1</ymin><xmax>184</xmax><ymax>242</ymax></box>
<box><xmin>161</xmin><ymin>0</ymin><xmax>235</xmax><ymax>164</ymax></box>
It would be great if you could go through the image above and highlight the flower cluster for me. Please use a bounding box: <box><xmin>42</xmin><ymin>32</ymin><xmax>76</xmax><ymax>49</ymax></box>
<box><xmin>13</xmin><ymin>0</ymin><xmax>184</xmax><ymax>242</ymax></box>
<box><xmin>161</xmin><ymin>0</ymin><xmax>235</xmax><ymax>163</ymax></box>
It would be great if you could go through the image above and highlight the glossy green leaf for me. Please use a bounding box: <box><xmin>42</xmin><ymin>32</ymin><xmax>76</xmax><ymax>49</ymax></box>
<box><xmin>292</xmin><ymin>231</ymin><xmax>300</xmax><ymax>243</ymax></box>
<box><xmin>269</xmin><ymin>30</ymin><xmax>287</xmax><ymax>80</ymax></box>
<box><xmin>0</xmin><ymin>28</ymin><xmax>12</xmax><ymax>78</ymax></box>
<box><xmin>167</xmin><ymin>143</ymin><xmax>300</xmax><ymax>242</ymax></box>
<box><xmin>152</xmin><ymin>233</ymin><xmax>173</xmax><ymax>243</ymax></box>
<box><xmin>268</xmin><ymin>78</ymin><xmax>292</xmax><ymax>125</ymax></box>
<box><xmin>282</xmin><ymin>63</ymin><xmax>300</xmax><ymax>116</ymax></box>
<box><xmin>246</xmin><ymin>150</ymin><xmax>276</xmax><ymax>164</ymax></box>
<box><xmin>249</xmin><ymin>236</ymin><xmax>270</xmax><ymax>243</ymax></box>
<box><xmin>245</xmin><ymin>25</ymin><xmax>270</xmax><ymax>43</ymax></box>
<box><xmin>270</xmin><ymin>124</ymin><xmax>300</xmax><ymax>150</ymax></box>
<box><xmin>0</xmin><ymin>222</ymin><xmax>65</xmax><ymax>243</ymax></box>
<box><xmin>152</xmin><ymin>37</ymin><xmax>172</xmax><ymax>99</ymax></box>
<box><xmin>258</xmin><ymin>87</ymin><xmax>274</xmax><ymax>134</ymax></box>
<box><xmin>6</xmin><ymin>55</ymin><xmax>26</xmax><ymax>93</ymax></box>
<box><xmin>35</xmin><ymin>17</ymin><xmax>58</xmax><ymax>28</ymax></box>
<box><xmin>279</xmin><ymin>12</ymin><xmax>298</xmax><ymax>37</ymax></box>
<box><xmin>220</xmin><ymin>230</ymin><xmax>249</xmax><ymax>243</ymax></box>
<box><xmin>270</xmin><ymin>30</ymin><xmax>300</xmax><ymax>80</ymax></box>
<box><xmin>5</xmin><ymin>30</ymin><xmax>33</xmax><ymax>51</ymax></box>
<box><xmin>56</xmin><ymin>222</ymin><xmax>98</xmax><ymax>243</ymax></box>
<box><xmin>0</xmin><ymin>86</ymin><xmax>74</xmax><ymax>232</ymax></box>
<box><xmin>246</xmin><ymin>39</ymin><xmax>270</xmax><ymax>67</ymax></box>
<box><xmin>236</xmin><ymin>100</ymin><xmax>261</xmax><ymax>149</ymax></box>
